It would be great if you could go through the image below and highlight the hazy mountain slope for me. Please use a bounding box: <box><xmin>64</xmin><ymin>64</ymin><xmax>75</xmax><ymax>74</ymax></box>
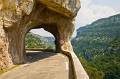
<box><xmin>72</xmin><ymin>14</ymin><xmax>120</xmax><ymax>79</ymax></box>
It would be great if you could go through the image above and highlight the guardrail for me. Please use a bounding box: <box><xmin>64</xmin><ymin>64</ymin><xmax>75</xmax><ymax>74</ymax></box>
<box><xmin>70</xmin><ymin>51</ymin><xmax>89</xmax><ymax>79</ymax></box>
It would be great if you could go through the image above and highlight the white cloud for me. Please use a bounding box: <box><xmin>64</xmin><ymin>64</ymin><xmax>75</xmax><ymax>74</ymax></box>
<box><xmin>90</xmin><ymin>5</ymin><xmax>116</xmax><ymax>20</ymax></box>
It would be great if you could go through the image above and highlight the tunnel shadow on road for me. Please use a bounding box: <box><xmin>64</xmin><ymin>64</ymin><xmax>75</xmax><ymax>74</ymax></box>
<box><xmin>26</xmin><ymin>51</ymin><xmax>57</xmax><ymax>63</ymax></box>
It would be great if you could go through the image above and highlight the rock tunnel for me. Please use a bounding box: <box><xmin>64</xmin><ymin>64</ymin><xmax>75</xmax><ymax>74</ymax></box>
<box><xmin>0</xmin><ymin>0</ymin><xmax>89</xmax><ymax>79</ymax></box>
<box><xmin>0</xmin><ymin>0</ymin><xmax>77</xmax><ymax>67</ymax></box>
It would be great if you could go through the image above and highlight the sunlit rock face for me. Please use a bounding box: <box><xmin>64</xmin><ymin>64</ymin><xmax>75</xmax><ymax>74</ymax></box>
<box><xmin>0</xmin><ymin>0</ymin><xmax>81</xmax><ymax>69</ymax></box>
<box><xmin>39</xmin><ymin>0</ymin><xmax>81</xmax><ymax>17</ymax></box>
<box><xmin>0</xmin><ymin>1</ymin><xmax>90</xmax><ymax>79</ymax></box>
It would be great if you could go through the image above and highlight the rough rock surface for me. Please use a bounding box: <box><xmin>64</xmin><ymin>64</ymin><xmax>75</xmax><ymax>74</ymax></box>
<box><xmin>0</xmin><ymin>0</ymin><xmax>89</xmax><ymax>79</ymax></box>
<box><xmin>39</xmin><ymin>0</ymin><xmax>81</xmax><ymax>17</ymax></box>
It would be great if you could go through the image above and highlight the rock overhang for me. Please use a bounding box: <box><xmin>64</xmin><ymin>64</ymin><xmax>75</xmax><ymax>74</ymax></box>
<box><xmin>38</xmin><ymin>0</ymin><xmax>81</xmax><ymax>18</ymax></box>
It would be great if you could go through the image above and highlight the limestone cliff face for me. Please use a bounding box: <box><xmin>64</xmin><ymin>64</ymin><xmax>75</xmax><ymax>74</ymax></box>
<box><xmin>0</xmin><ymin>0</ymin><xmax>89</xmax><ymax>79</ymax></box>
<box><xmin>0</xmin><ymin>0</ymin><xmax>76</xmax><ymax>66</ymax></box>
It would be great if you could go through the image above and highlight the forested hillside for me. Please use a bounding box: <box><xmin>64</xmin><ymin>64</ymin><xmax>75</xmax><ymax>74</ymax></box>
<box><xmin>25</xmin><ymin>32</ymin><xmax>55</xmax><ymax>49</ymax></box>
<box><xmin>72</xmin><ymin>14</ymin><xmax>120</xmax><ymax>79</ymax></box>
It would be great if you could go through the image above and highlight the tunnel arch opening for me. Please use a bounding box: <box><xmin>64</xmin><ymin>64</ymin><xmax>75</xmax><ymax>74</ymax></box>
<box><xmin>25</xmin><ymin>28</ymin><xmax>56</xmax><ymax>52</ymax></box>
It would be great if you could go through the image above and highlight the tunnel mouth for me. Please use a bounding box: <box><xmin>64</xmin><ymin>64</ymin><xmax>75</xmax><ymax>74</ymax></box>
<box><xmin>25</xmin><ymin>28</ymin><xmax>55</xmax><ymax>52</ymax></box>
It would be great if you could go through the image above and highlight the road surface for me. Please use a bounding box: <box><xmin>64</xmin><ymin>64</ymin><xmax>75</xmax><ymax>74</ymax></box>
<box><xmin>0</xmin><ymin>51</ymin><xmax>74</xmax><ymax>79</ymax></box>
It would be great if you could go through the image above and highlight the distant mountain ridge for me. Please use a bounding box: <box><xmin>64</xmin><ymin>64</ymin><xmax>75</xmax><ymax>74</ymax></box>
<box><xmin>77</xmin><ymin>14</ymin><xmax>120</xmax><ymax>36</ymax></box>
<box><xmin>30</xmin><ymin>32</ymin><xmax>55</xmax><ymax>43</ymax></box>
<box><xmin>72</xmin><ymin>14</ymin><xmax>120</xmax><ymax>79</ymax></box>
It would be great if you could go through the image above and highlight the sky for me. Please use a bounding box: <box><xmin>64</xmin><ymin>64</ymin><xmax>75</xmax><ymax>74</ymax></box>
<box><xmin>31</xmin><ymin>0</ymin><xmax>120</xmax><ymax>37</ymax></box>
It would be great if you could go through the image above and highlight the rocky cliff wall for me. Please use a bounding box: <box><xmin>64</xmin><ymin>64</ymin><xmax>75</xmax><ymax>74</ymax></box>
<box><xmin>0</xmin><ymin>0</ymin><xmax>89</xmax><ymax>79</ymax></box>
